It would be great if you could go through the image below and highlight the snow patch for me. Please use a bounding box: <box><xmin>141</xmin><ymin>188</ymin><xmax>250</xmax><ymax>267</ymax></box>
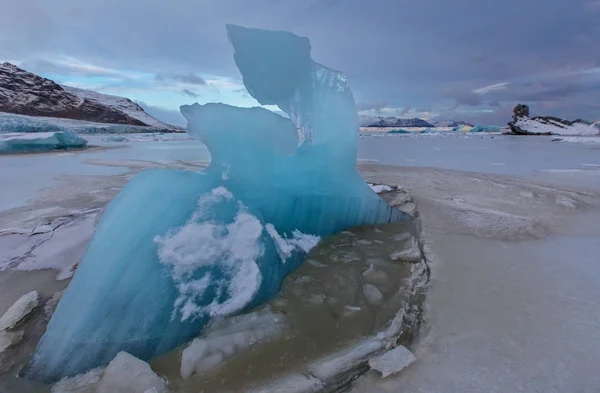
<box><xmin>368</xmin><ymin>183</ymin><xmax>393</xmax><ymax>193</ymax></box>
<box><xmin>155</xmin><ymin>187</ymin><xmax>263</xmax><ymax>321</ymax></box>
<box><xmin>265</xmin><ymin>224</ymin><xmax>320</xmax><ymax>262</ymax></box>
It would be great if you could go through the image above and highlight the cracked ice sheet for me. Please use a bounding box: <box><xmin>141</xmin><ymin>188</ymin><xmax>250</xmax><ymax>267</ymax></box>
<box><xmin>0</xmin><ymin>215</ymin><xmax>96</xmax><ymax>280</ymax></box>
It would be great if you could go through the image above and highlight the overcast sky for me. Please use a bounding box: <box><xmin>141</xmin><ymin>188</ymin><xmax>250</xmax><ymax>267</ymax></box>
<box><xmin>1</xmin><ymin>0</ymin><xmax>599</xmax><ymax>125</ymax></box>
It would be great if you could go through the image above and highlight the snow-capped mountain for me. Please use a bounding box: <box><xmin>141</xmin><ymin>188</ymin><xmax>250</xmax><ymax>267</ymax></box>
<box><xmin>0</xmin><ymin>62</ymin><xmax>181</xmax><ymax>132</ymax></box>
<box><xmin>431</xmin><ymin>120</ymin><xmax>473</xmax><ymax>128</ymax></box>
<box><xmin>359</xmin><ymin>116</ymin><xmax>434</xmax><ymax>128</ymax></box>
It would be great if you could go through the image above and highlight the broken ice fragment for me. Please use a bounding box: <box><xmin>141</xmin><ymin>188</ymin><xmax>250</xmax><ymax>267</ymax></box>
<box><xmin>368</xmin><ymin>345</ymin><xmax>416</xmax><ymax>378</ymax></box>
<box><xmin>308</xmin><ymin>337</ymin><xmax>385</xmax><ymax>381</ymax></box>
<box><xmin>0</xmin><ymin>291</ymin><xmax>38</xmax><ymax>331</ymax></box>
<box><xmin>97</xmin><ymin>352</ymin><xmax>167</xmax><ymax>393</ymax></box>
<box><xmin>390</xmin><ymin>238</ymin><xmax>422</xmax><ymax>263</ymax></box>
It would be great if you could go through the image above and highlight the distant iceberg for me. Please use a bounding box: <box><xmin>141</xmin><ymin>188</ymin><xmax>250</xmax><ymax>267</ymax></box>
<box><xmin>472</xmin><ymin>125</ymin><xmax>501</xmax><ymax>133</ymax></box>
<box><xmin>0</xmin><ymin>131</ymin><xmax>87</xmax><ymax>154</ymax></box>
<box><xmin>0</xmin><ymin>112</ymin><xmax>179</xmax><ymax>135</ymax></box>
<box><xmin>24</xmin><ymin>25</ymin><xmax>408</xmax><ymax>382</ymax></box>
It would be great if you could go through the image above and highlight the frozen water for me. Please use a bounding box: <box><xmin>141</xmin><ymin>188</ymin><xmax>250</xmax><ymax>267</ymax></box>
<box><xmin>363</xmin><ymin>283</ymin><xmax>384</xmax><ymax>305</ymax></box>
<box><xmin>368</xmin><ymin>345</ymin><xmax>415</xmax><ymax>378</ymax></box>
<box><xmin>25</xmin><ymin>25</ymin><xmax>406</xmax><ymax>382</ymax></box>
<box><xmin>0</xmin><ymin>290</ymin><xmax>38</xmax><ymax>331</ymax></box>
<box><xmin>0</xmin><ymin>131</ymin><xmax>87</xmax><ymax>153</ymax></box>
<box><xmin>180</xmin><ymin>308</ymin><xmax>285</xmax><ymax>378</ymax></box>
<box><xmin>0</xmin><ymin>330</ymin><xmax>24</xmax><ymax>354</ymax></box>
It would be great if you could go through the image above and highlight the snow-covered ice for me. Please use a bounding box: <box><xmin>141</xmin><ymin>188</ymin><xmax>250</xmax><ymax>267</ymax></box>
<box><xmin>368</xmin><ymin>345</ymin><xmax>416</xmax><ymax>378</ymax></box>
<box><xmin>0</xmin><ymin>290</ymin><xmax>38</xmax><ymax>331</ymax></box>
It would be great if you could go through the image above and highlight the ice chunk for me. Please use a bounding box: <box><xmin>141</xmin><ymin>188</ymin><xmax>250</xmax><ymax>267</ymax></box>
<box><xmin>180</xmin><ymin>308</ymin><xmax>285</xmax><ymax>379</ymax></box>
<box><xmin>368</xmin><ymin>345</ymin><xmax>416</xmax><ymax>378</ymax></box>
<box><xmin>0</xmin><ymin>132</ymin><xmax>87</xmax><ymax>153</ymax></box>
<box><xmin>308</xmin><ymin>337</ymin><xmax>385</xmax><ymax>381</ymax></box>
<box><xmin>0</xmin><ymin>290</ymin><xmax>39</xmax><ymax>331</ymax></box>
<box><xmin>26</xmin><ymin>25</ymin><xmax>407</xmax><ymax>382</ymax></box>
<box><xmin>246</xmin><ymin>374</ymin><xmax>323</xmax><ymax>393</ymax></box>
<box><xmin>390</xmin><ymin>238</ymin><xmax>422</xmax><ymax>263</ymax></box>
<box><xmin>97</xmin><ymin>352</ymin><xmax>167</xmax><ymax>393</ymax></box>
<box><xmin>368</xmin><ymin>183</ymin><xmax>393</xmax><ymax>193</ymax></box>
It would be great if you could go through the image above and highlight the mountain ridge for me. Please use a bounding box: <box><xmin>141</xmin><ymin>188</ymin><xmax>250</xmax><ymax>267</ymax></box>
<box><xmin>0</xmin><ymin>62</ymin><xmax>182</xmax><ymax>132</ymax></box>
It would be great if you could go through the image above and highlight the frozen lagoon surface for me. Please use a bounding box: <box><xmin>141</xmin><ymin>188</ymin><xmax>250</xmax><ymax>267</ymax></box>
<box><xmin>360</xmin><ymin>133</ymin><xmax>600</xmax><ymax>187</ymax></box>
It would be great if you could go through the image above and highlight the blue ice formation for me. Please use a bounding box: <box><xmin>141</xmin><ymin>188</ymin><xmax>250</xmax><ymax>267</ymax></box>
<box><xmin>0</xmin><ymin>112</ymin><xmax>169</xmax><ymax>134</ymax></box>
<box><xmin>472</xmin><ymin>125</ymin><xmax>501</xmax><ymax>133</ymax></box>
<box><xmin>24</xmin><ymin>25</ymin><xmax>408</xmax><ymax>382</ymax></box>
<box><xmin>0</xmin><ymin>131</ymin><xmax>87</xmax><ymax>154</ymax></box>
<box><xmin>388</xmin><ymin>129</ymin><xmax>410</xmax><ymax>134</ymax></box>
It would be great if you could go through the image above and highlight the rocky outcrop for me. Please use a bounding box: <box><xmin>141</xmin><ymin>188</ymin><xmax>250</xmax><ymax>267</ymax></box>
<box><xmin>508</xmin><ymin>103</ymin><xmax>598</xmax><ymax>136</ymax></box>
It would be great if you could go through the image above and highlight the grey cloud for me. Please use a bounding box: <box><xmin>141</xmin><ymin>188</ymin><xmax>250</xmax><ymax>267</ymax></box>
<box><xmin>182</xmin><ymin>89</ymin><xmax>199</xmax><ymax>98</ymax></box>
<box><xmin>449</xmin><ymin>89</ymin><xmax>483</xmax><ymax>107</ymax></box>
<box><xmin>356</xmin><ymin>101</ymin><xmax>388</xmax><ymax>112</ymax></box>
<box><xmin>155</xmin><ymin>72</ymin><xmax>207</xmax><ymax>85</ymax></box>
<box><xmin>174</xmin><ymin>73</ymin><xmax>207</xmax><ymax>85</ymax></box>
<box><xmin>136</xmin><ymin>101</ymin><xmax>187</xmax><ymax>127</ymax></box>
<box><xmin>2</xmin><ymin>0</ymin><xmax>599</xmax><ymax>121</ymax></box>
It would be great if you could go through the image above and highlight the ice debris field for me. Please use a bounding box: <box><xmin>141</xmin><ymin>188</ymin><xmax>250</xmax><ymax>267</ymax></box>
<box><xmin>22</xmin><ymin>25</ymin><xmax>408</xmax><ymax>382</ymax></box>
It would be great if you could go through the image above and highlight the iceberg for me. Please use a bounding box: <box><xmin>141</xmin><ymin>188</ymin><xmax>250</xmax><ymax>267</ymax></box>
<box><xmin>0</xmin><ymin>131</ymin><xmax>87</xmax><ymax>154</ymax></box>
<box><xmin>472</xmin><ymin>125</ymin><xmax>501</xmax><ymax>133</ymax></box>
<box><xmin>24</xmin><ymin>25</ymin><xmax>408</xmax><ymax>382</ymax></box>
